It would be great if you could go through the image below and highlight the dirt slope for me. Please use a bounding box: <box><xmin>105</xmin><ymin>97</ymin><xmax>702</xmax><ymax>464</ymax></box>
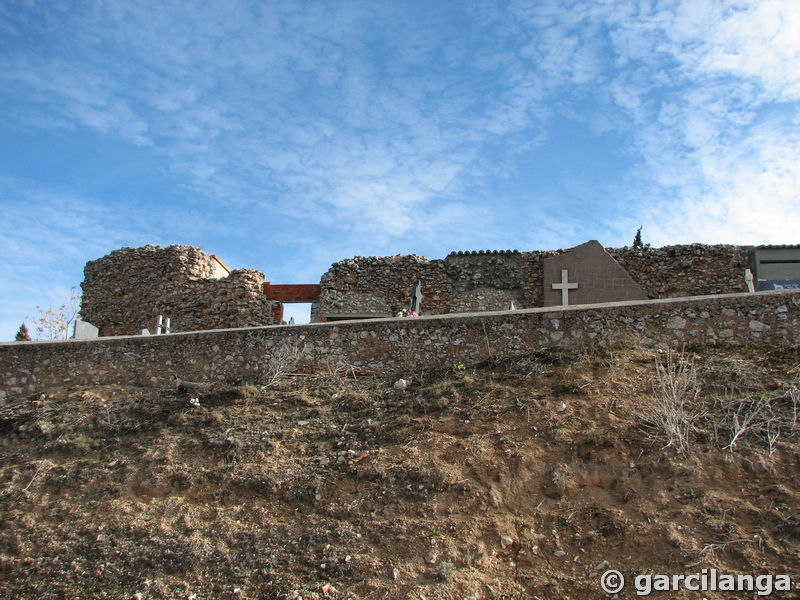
<box><xmin>1</xmin><ymin>345</ymin><xmax>799</xmax><ymax>599</ymax></box>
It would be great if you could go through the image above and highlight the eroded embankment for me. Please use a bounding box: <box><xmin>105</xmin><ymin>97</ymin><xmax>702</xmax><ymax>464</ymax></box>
<box><xmin>0</xmin><ymin>345</ymin><xmax>799</xmax><ymax>599</ymax></box>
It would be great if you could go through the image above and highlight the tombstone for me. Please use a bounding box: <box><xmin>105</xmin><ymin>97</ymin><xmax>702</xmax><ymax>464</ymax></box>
<box><xmin>409</xmin><ymin>279</ymin><xmax>423</xmax><ymax>314</ymax></box>
<box><xmin>72</xmin><ymin>319</ymin><xmax>99</xmax><ymax>339</ymax></box>
<box><xmin>508</xmin><ymin>299</ymin><xmax>517</xmax><ymax>311</ymax></box>
<box><xmin>542</xmin><ymin>240</ymin><xmax>647</xmax><ymax>307</ymax></box>
<box><xmin>744</xmin><ymin>269</ymin><xmax>755</xmax><ymax>293</ymax></box>
<box><xmin>155</xmin><ymin>315</ymin><xmax>171</xmax><ymax>334</ymax></box>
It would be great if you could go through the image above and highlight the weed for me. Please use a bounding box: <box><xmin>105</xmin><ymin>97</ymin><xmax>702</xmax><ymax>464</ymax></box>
<box><xmin>714</xmin><ymin>387</ymin><xmax>799</xmax><ymax>453</ymax></box>
<box><xmin>556</xmin><ymin>517</ymin><xmax>571</xmax><ymax>529</ymax></box>
<box><xmin>237</xmin><ymin>384</ymin><xmax>261</xmax><ymax>399</ymax></box>
<box><xmin>681</xmin><ymin>488</ymin><xmax>705</xmax><ymax>502</ymax></box>
<box><xmin>683</xmin><ymin>537</ymin><xmax>757</xmax><ymax>568</ymax></box>
<box><xmin>552</xmin><ymin>466</ymin><xmax>571</xmax><ymax>494</ymax></box>
<box><xmin>638</xmin><ymin>349</ymin><xmax>703</xmax><ymax>455</ymax></box>
<box><xmin>261</xmin><ymin>341</ymin><xmax>304</xmax><ymax>387</ymax></box>
<box><xmin>430</xmin><ymin>466</ymin><xmax>448</xmax><ymax>490</ymax></box>
<box><xmin>436</xmin><ymin>560</ymin><xmax>457</xmax><ymax>580</ymax></box>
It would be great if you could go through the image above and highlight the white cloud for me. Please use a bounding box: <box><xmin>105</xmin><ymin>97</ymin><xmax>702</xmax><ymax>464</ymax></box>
<box><xmin>0</xmin><ymin>0</ymin><xmax>799</xmax><ymax>342</ymax></box>
<box><xmin>582</xmin><ymin>0</ymin><xmax>800</xmax><ymax>245</ymax></box>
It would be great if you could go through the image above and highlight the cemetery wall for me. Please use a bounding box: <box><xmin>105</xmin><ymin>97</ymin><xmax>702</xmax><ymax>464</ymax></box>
<box><xmin>317</xmin><ymin>244</ymin><xmax>749</xmax><ymax>318</ymax></box>
<box><xmin>81</xmin><ymin>245</ymin><xmax>278</xmax><ymax>336</ymax></box>
<box><xmin>319</xmin><ymin>251</ymin><xmax>542</xmax><ymax>318</ymax></box>
<box><xmin>609</xmin><ymin>244</ymin><xmax>750</xmax><ymax>298</ymax></box>
<box><xmin>2</xmin><ymin>290</ymin><xmax>798</xmax><ymax>398</ymax></box>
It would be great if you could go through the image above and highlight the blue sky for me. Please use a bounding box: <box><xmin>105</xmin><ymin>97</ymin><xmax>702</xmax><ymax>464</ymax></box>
<box><xmin>1</xmin><ymin>0</ymin><xmax>799</xmax><ymax>338</ymax></box>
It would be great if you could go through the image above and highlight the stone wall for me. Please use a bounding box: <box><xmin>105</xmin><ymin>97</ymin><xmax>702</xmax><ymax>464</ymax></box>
<box><xmin>317</xmin><ymin>244</ymin><xmax>750</xmax><ymax>319</ymax></box>
<box><xmin>3</xmin><ymin>290</ymin><xmax>798</xmax><ymax>397</ymax></box>
<box><xmin>319</xmin><ymin>254</ymin><xmax>446</xmax><ymax>317</ymax></box>
<box><xmin>609</xmin><ymin>244</ymin><xmax>750</xmax><ymax>298</ymax></box>
<box><xmin>79</xmin><ymin>242</ymin><xmax>752</xmax><ymax>334</ymax></box>
<box><xmin>81</xmin><ymin>245</ymin><xmax>278</xmax><ymax>336</ymax></box>
<box><xmin>319</xmin><ymin>251</ymin><xmax>539</xmax><ymax>319</ymax></box>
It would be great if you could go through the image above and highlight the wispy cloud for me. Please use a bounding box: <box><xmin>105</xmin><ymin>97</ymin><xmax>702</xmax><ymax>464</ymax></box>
<box><xmin>0</xmin><ymin>0</ymin><xmax>798</xmax><ymax>337</ymax></box>
<box><xmin>525</xmin><ymin>0</ymin><xmax>800</xmax><ymax>245</ymax></box>
<box><xmin>0</xmin><ymin>176</ymin><xmax>143</xmax><ymax>336</ymax></box>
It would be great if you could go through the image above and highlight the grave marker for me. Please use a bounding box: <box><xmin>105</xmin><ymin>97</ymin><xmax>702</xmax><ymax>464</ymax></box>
<box><xmin>72</xmin><ymin>320</ymin><xmax>99</xmax><ymax>339</ymax></box>
<box><xmin>744</xmin><ymin>269</ymin><xmax>755</xmax><ymax>293</ymax></box>
<box><xmin>155</xmin><ymin>315</ymin><xmax>171</xmax><ymax>335</ymax></box>
<box><xmin>542</xmin><ymin>240</ymin><xmax>647</xmax><ymax>307</ymax></box>
<box><xmin>409</xmin><ymin>280</ymin><xmax>423</xmax><ymax>314</ymax></box>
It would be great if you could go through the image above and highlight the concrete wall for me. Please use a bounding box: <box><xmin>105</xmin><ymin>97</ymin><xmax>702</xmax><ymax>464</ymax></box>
<box><xmin>751</xmin><ymin>246</ymin><xmax>800</xmax><ymax>285</ymax></box>
<box><xmin>542</xmin><ymin>241</ymin><xmax>647</xmax><ymax>306</ymax></box>
<box><xmin>3</xmin><ymin>290</ymin><xmax>798</xmax><ymax>399</ymax></box>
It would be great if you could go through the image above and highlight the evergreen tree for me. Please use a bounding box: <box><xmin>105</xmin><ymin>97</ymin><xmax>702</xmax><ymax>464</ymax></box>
<box><xmin>633</xmin><ymin>226</ymin><xmax>644</xmax><ymax>248</ymax></box>
<box><xmin>15</xmin><ymin>323</ymin><xmax>31</xmax><ymax>341</ymax></box>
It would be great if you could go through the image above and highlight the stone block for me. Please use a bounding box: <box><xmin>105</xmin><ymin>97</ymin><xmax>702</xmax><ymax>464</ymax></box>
<box><xmin>72</xmin><ymin>320</ymin><xmax>99</xmax><ymax>339</ymax></box>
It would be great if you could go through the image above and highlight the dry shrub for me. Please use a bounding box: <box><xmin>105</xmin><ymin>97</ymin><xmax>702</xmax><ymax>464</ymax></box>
<box><xmin>552</xmin><ymin>465</ymin><xmax>572</xmax><ymax>495</ymax></box>
<box><xmin>638</xmin><ymin>349</ymin><xmax>704</xmax><ymax>455</ymax></box>
<box><xmin>714</xmin><ymin>387</ymin><xmax>800</xmax><ymax>454</ymax></box>
<box><xmin>261</xmin><ymin>341</ymin><xmax>304</xmax><ymax>387</ymax></box>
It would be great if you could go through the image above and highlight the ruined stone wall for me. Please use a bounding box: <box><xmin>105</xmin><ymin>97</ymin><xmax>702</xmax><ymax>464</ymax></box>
<box><xmin>317</xmin><ymin>244</ymin><xmax>750</xmax><ymax>318</ymax></box>
<box><xmin>81</xmin><ymin>245</ymin><xmax>278</xmax><ymax>336</ymax></box>
<box><xmin>319</xmin><ymin>250</ymin><xmax>545</xmax><ymax>319</ymax></box>
<box><xmin>609</xmin><ymin>244</ymin><xmax>749</xmax><ymax>298</ymax></box>
<box><xmin>319</xmin><ymin>255</ymin><xmax>447</xmax><ymax>316</ymax></box>
<box><xmin>81</xmin><ymin>243</ymin><xmax>753</xmax><ymax>335</ymax></box>
<box><xmin>443</xmin><ymin>251</ymin><xmax>527</xmax><ymax>312</ymax></box>
<box><xmin>3</xmin><ymin>290</ymin><xmax>798</xmax><ymax>396</ymax></box>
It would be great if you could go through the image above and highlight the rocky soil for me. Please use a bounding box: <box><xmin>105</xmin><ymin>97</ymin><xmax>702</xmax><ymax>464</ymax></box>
<box><xmin>1</xmin><ymin>344</ymin><xmax>799</xmax><ymax>599</ymax></box>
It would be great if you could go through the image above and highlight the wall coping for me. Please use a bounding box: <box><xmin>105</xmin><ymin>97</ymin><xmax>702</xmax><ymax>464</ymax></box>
<box><xmin>2</xmin><ymin>289</ymin><xmax>799</xmax><ymax>395</ymax></box>
<box><xmin>1</xmin><ymin>289</ymin><xmax>797</xmax><ymax>353</ymax></box>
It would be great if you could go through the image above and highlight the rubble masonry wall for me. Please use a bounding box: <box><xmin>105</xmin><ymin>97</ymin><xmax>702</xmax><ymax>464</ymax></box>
<box><xmin>80</xmin><ymin>245</ymin><xmax>278</xmax><ymax>336</ymax></box>
<box><xmin>318</xmin><ymin>244</ymin><xmax>750</xmax><ymax>317</ymax></box>
<box><xmin>2</xmin><ymin>290</ymin><xmax>797</xmax><ymax>397</ymax></box>
<box><xmin>79</xmin><ymin>243</ymin><xmax>752</xmax><ymax>334</ymax></box>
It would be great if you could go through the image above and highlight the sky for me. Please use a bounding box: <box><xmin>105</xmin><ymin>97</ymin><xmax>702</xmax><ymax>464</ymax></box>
<box><xmin>1</xmin><ymin>0</ymin><xmax>799</xmax><ymax>339</ymax></box>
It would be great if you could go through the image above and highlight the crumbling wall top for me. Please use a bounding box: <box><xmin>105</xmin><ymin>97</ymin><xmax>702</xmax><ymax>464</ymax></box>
<box><xmin>80</xmin><ymin>245</ymin><xmax>274</xmax><ymax>336</ymax></box>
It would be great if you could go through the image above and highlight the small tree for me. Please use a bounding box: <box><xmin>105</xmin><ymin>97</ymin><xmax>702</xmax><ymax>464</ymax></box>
<box><xmin>633</xmin><ymin>226</ymin><xmax>644</xmax><ymax>248</ymax></box>
<box><xmin>28</xmin><ymin>286</ymin><xmax>81</xmax><ymax>341</ymax></box>
<box><xmin>15</xmin><ymin>323</ymin><xmax>31</xmax><ymax>341</ymax></box>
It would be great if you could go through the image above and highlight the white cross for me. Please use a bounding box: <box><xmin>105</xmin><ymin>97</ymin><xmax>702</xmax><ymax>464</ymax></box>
<box><xmin>552</xmin><ymin>269</ymin><xmax>578</xmax><ymax>305</ymax></box>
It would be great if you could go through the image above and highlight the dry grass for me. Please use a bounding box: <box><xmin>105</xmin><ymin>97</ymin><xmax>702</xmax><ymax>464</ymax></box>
<box><xmin>260</xmin><ymin>341</ymin><xmax>305</xmax><ymax>387</ymax></box>
<box><xmin>637</xmin><ymin>349</ymin><xmax>704</xmax><ymax>455</ymax></box>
